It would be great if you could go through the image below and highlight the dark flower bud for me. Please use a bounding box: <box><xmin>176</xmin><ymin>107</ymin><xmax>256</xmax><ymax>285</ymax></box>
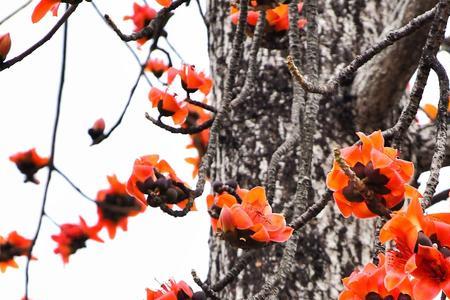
<box><xmin>164</xmin><ymin>188</ymin><xmax>179</xmax><ymax>204</ymax></box>
<box><xmin>365</xmin><ymin>292</ymin><xmax>382</xmax><ymax>300</ymax></box>
<box><xmin>212</xmin><ymin>181</ymin><xmax>223</xmax><ymax>193</ymax></box>
<box><xmin>192</xmin><ymin>291</ymin><xmax>207</xmax><ymax>300</ymax></box>
<box><xmin>156</xmin><ymin>177</ymin><xmax>171</xmax><ymax>192</ymax></box>
<box><xmin>225</xmin><ymin>179</ymin><xmax>238</xmax><ymax>190</ymax></box>
<box><xmin>440</xmin><ymin>246</ymin><xmax>450</xmax><ymax>258</ymax></box>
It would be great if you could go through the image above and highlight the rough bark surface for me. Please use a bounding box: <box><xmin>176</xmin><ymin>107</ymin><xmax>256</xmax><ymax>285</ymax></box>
<box><xmin>205</xmin><ymin>0</ymin><xmax>438</xmax><ymax>299</ymax></box>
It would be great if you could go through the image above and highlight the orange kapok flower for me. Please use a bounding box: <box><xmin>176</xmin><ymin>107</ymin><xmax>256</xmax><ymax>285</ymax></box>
<box><xmin>183</xmin><ymin>103</ymin><xmax>211</xmax><ymax>177</ymax></box>
<box><xmin>167</xmin><ymin>65</ymin><xmax>212</xmax><ymax>95</ymax></box>
<box><xmin>405</xmin><ymin>245</ymin><xmax>450</xmax><ymax>300</ymax></box>
<box><xmin>127</xmin><ymin>155</ymin><xmax>195</xmax><ymax>211</ymax></box>
<box><xmin>146</xmin><ymin>279</ymin><xmax>201</xmax><ymax>300</ymax></box>
<box><xmin>9</xmin><ymin>148</ymin><xmax>49</xmax><ymax>184</ymax></box>
<box><xmin>216</xmin><ymin>186</ymin><xmax>293</xmax><ymax>248</ymax></box>
<box><xmin>379</xmin><ymin>193</ymin><xmax>450</xmax><ymax>297</ymax></box>
<box><xmin>88</xmin><ymin>118</ymin><xmax>106</xmax><ymax>145</ymax></box>
<box><xmin>339</xmin><ymin>254</ymin><xmax>413</xmax><ymax>300</ymax></box>
<box><xmin>31</xmin><ymin>0</ymin><xmax>60</xmax><ymax>23</ymax></box>
<box><xmin>423</xmin><ymin>102</ymin><xmax>450</xmax><ymax>121</ymax></box>
<box><xmin>0</xmin><ymin>33</ymin><xmax>11</xmax><ymax>62</ymax></box>
<box><xmin>0</xmin><ymin>231</ymin><xmax>32</xmax><ymax>273</ymax></box>
<box><xmin>149</xmin><ymin>87</ymin><xmax>189</xmax><ymax>125</ymax></box>
<box><xmin>326</xmin><ymin>130</ymin><xmax>414</xmax><ymax>218</ymax></box>
<box><xmin>123</xmin><ymin>2</ymin><xmax>157</xmax><ymax>45</ymax></box>
<box><xmin>145</xmin><ymin>58</ymin><xmax>169</xmax><ymax>78</ymax></box>
<box><xmin>231</xmin><ymin>1</ymin><xmax>306</xmax><ymax>32</ymax></box>
<box><xmin>155</xmin><ymin>0</ymin><xmax>172</xmax><ymax>8</ymax></box>
<box><xmin>96</xmin><ymin>175</ymin><xmax>141</xmax><ymax>239</ymax></box>
<box><xmin>51</xmin><ymin>217</ymin><xmax>103</xmax><ymax>263</ymax></box>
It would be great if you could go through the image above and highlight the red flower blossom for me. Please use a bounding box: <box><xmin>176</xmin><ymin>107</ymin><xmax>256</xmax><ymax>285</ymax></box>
<box><xmin>216</xmin><ymin>186</ymin><xmax>293</xmax><ymax>248</ymax></box>
<box><xmin>96</xmin><ymin>175</ymin><xmax>142</xmax><ymax>239</ymax></box>
<box><xmin>123</xmin><ymin>2</ymin><xmax>157</xmax><ymax>45</ymax></box>
<box><xmin>167</xmin><ymin>65</ymin><xmax>212</xmax><ymax>95</ymax></box>
<box><xmin>183</xmin><ymin>103</ymin><xmax>211</xmax><ymax>177</ymax></box>
<box><xmin>9</xmin><ymin>148</ymin><xmax>49</xmax><ymax>184</ymax></box>
<box><xmin>127</xmin><ymin>155</ymin><xmax>195</xmax><ymax>211</ymax></box>
<box><xmin>339</xmin><ymin>254</ymin><xmax>413</xmax><ymax>300</ymax></box>
<box><xmin>326</xmin><ymin>130</ymin><xmax>414</xmax><ymax>218</ymax></box>
<box><xmin>51</xmin><ymin>217</ymin><xmax>103</xmax><ymax>263</ymax></box>
<box><xmin>405</xmin><ymin>245</ymin><xmax>450</xmax><ymax>300</ymax></box>
<box><xmin>0</xmin><ymin>231</ymin><xmax>32</xmax><ymax>273</ymax></box>
<box><xmin>231</xmin><ymin>2</ymin><xmax>306</xmax><ymax>31</ymax></box>
<box><xmin>0</xmin><ymin>33</ymin><xmax>11</xmax><ymax>62</ymax></box>
<box><xmin>149</xmin><ymin>87</ymin><xmax>189</xmax><ymax>125</ymax></box>
<box><xmin>88</xmin><ymin>118</ymin><xmax>106</xmax><ymax>144</ymax></box>
<box><xmin>31</xmin><ymin>0</ymin><xmax>60</xmax><ymax>23</ymax></box>
<box><xmin>379</xmin><ymin>193</ymin><xmax>450</xmax><ymax>298</ymax></box>
<box><xmin>145</xmin><ymin>58</ymin><xmax>170</xmax><ymax>78</ymax></box>
<box><xmin>146</xmin><ymin>279</ymin><xmax>201</xmax><ymax>300</ymax></box>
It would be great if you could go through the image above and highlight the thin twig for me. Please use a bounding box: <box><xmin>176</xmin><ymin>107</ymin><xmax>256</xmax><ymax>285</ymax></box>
<box><xmin>53</xmin><ymin>167</ymin><xmax>96</xmax><ymax>202</ymax></box>
<box><xmin>0</xmin><ymin>0</ymin><xmax>32</xmax><ymax>26</ymax></box>
<box><xmin>210</xmin><ymin>250</ymin><xmax>256</xmax><ymax>292</ymax></box>
<box><xmin>90</xmin><ymin>1</ymin><xmax>152</xmax><ymax>86</ymax></box>
<box><xmin>0</xmin><ymin>4</ymin><xmax>78</xmax><ymax>71</ymax></box>
<box><xmin>145</xmin><ymin>112</ymin><xmax>214</xmax><ymax>134</ymax></box>
<box><xmin>191</xmin><ymin>270</ymin><xmax>221</xmax><ymax>300</ymax></box>
<box><xmin>185</xmin><ymin>98</ymin><xmax>217</xmax><ymax>113</ymax></box>
<box><xmin>24</xmin><ymin>10</ymin><xmax>69</xmax><ymax>298</ymax></box>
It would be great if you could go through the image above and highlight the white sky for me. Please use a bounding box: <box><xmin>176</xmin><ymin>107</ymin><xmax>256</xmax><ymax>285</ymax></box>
<box><xmin>0</xmin><ymin>1</ymin><xmax>449</xmax><ymax>300</ymax></box>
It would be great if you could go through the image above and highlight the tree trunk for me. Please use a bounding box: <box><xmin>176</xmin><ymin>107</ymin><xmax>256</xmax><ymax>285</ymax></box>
<box><xmin>205</xmin><ymin>0</ymin><xmax>437</xmax><ymax>298</ymax></box>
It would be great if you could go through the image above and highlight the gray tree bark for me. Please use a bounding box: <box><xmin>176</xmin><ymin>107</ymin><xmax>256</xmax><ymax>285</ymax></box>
<box><xmin>204</xmin><ymin>1</ymin><xmax>439</xmax><ymax>299</ymax></box>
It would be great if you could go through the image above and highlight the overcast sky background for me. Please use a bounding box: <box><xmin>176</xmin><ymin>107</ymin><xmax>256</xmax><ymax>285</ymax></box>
<box><xmin>0</xmin><ymin>1</ymin><xmax>449</xmax><ymax>300</ymax></box>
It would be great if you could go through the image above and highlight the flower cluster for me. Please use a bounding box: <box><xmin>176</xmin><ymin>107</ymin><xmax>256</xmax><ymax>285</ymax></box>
<box><xmin>148</xmin><ymin>64</ymin><xmax>212</xmax><ymax>126</ymax></box>
<box><xmin>149</xmin><ymin>87</ymin><xmax>189</xmax><ymax>125</ymax></box>
<box><xmin>124</xmin><ymin>2</ymin><xmax>157</xmax><ymax>45</ymax></box>
<box><xmin>146</xmin><ymin>279</ymin><xmax>205</xmax><ymax>300</ymax></box>
<box><xmin>230</xmin><ymin>1</ymin><xmax>307</xmax><ymax>33</ymax></box>
<box><xmin>379</xmin><ymin>192</ymin><xmax>450</xmax><ymax>300</ymax></box>
<box><xmin>127</xmin><ymin>155</ymin><xmax>195</xmax><ymax>211</ymax></box>
<box><xmin>96</xmin><ymin>175</ymin><xmax>142</xmax><ymax>239</ymax></box>
<box><xmin>0</xmin><ymin>231</ymin><xmax>32</xmax><ymax>273</ymax></box>
<box><xmin>326</xmin><ymin>130</ymin><xmax>414</xmax><ymax>218</ymax></box>
<box><xmin>51</xmin><ymin>217</ymin><xmax>103</xmax><ymax>263</ymax></box>
<box><xmin>340</xmin><ymin>254</ymin><xmax>413</xmax><ymax>300</ymax></box>
<box><xmin>10</xmin><ymin>148</ymin><xmax>49</xmax><ymax>184</ymax></box>
<box><xmin>209</xmin><ymin>183</ymin><xmax>293</xmax><ymax>249</ymax></box>
<box><xmin>167</xmin><ymin>65</ymin><xmax>212</xmax><ymax>96</ymax></box>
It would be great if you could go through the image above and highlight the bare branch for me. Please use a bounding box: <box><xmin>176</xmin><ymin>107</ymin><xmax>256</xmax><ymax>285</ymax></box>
<box><xmin>24</xmin><ymin>10</ymin><xmax>69</xmax><ymax>298</ymax></box>
<box><xmin>0</xmin><ymin>4</ymin><xmax>78</xmax><ymax>71</ymax></box>
<box><xmin>145</xmin><ymin>113</ymin><xmax>214</xmax><ymax>134</ymax></box>
<box><xmin>421</xmin><ymin>57</ymin><xmax>449</xmax><ymax>208</ymax></box>
<box><xmin>230</xmin><ymin>10</ymin><xmax>266</xmax><ymax>108</ymax></box>
<box><xmin>287</xmin><ymin>6</ymin><xmax>437</xmax><ymax>95</ymax></box>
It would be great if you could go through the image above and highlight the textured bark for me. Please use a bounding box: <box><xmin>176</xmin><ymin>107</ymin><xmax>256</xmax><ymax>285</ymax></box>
<box><xmin>205</xmin><ymin>0</ymin><xmax>439</xmax><ymax>299</ymax></box>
